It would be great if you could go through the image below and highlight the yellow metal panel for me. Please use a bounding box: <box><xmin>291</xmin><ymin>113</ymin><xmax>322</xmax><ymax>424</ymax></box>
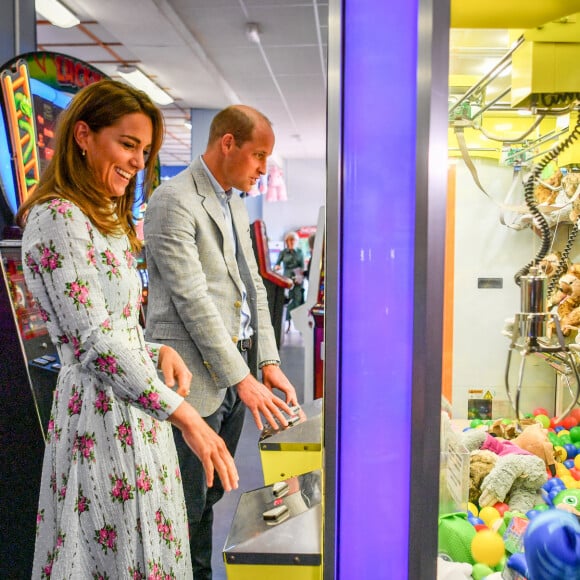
<box><xmin>225</xmin><ymin>562</ymin><xmax>321</xmax><ymax>580</ymax></box>
<box><xmin>260</xmin><ymin>449</ymin><xmax>322</xmax><ymax>486</ymax></box>
<box><xmin>525</xmin><ymin>14</ymin><xmax>580</xmax><ymax>43</ymax></box>
<box><xmin>556</xmin><ymin>111</ymin><xmax>580</xmax><ymax>166</ymax></box>
<box><xmin>511</xmin><ymin>41</ymin><xmax>580</xmax><ymax>107</ymax></box>
<box><xmin>451</xmin><ymin>0</ymin><xmax>580</xmax><ymax>29</ymax></box>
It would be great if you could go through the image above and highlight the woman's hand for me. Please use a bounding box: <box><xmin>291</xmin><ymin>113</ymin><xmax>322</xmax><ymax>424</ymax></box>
<box><xmin>169</xmin><ymin>402</ymin><xmax>239</xmax><ymax>490</ymax></box>
<box><xmin>158</xmin><ymin>345</ymin><xmax>192</xmax><ymax>397</ymax></box>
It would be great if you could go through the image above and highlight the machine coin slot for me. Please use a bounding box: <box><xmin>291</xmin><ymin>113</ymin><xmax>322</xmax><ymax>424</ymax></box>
<box><xmin>272</xmin><ymin>481</ymin><xmax>289</xmax><ymax>498</ymax></box>
<box><xmin>262</xmin><ymin>504</ymin><xmax>289</xmax><ymax>525</ymax></box>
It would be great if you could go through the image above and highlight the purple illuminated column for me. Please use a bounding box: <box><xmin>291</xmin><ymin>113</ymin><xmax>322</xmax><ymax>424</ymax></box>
<box><xmin>325</xmin><ymin>0</ymin><xmax>449</xmax><ymax>577</ymax></box>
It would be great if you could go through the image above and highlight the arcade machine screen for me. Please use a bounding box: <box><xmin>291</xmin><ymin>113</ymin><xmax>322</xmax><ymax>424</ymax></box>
<box><xmin>32</xmin><ymin>78</ymin><xmax>72</xmax><ymax>174</ymax></box>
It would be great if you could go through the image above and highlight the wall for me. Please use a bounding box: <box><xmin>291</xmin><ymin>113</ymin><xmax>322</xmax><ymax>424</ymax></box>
<box><xmin>263</xmin><ymin>158</ymin><xmax>326</xmax><ymax>242</ymax></box>
<box><xmin>451</xmin><ymin>158</ymin><xmax>578</xmax><ymax>419</ymax></box>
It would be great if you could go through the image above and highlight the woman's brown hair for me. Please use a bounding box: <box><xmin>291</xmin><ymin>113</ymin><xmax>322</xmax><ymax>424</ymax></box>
<box><xmin>16</xmin><ymin>79</ymin><xmax>164</xmax><ymax>252</ymax></box>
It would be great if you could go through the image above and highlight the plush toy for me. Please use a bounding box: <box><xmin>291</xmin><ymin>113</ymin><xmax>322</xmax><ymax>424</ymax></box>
<box><xmin>564</xmin><ymin>172</ymin><xmax>580</xmax><ymax>223</ymax></box>
<box><xmin>488</xmin><ymin>418</ymin><xmax>535</xmax><ymax>440</ymax></box>
<box><xmin>534</xmin><ymin>171</ymin><xmax>563</xmax><ymax>206</ymax></box>
<box><xmin>539</xmin><ymin>251</ymin><xmax>564</xmax><ymax>279</ymax></box>
<box><xmin>548</xmin><ymin>264</ymin><xmax>580</xmax><ymax>335</ymax></box>
<box><xmin>462</xmin><ymin>424</ymin><xmax>554</xmax><ymax>513</ymax></box>
<box><xmin>523</xmin><ymin>510</ymin><xmax>580</xmax><ymax>580</ymax></box>
<box><xmin>436</xmin><ymin>557</ymin><xmax>472</xmax><ymax>580</ymax></box>
<box><xmin>468</xmin><ymin>449</ymin><xmax>497</xmax><ymax>506</ymax></box>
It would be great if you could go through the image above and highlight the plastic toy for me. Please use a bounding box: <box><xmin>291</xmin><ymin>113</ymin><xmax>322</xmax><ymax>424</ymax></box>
<box><xmin>524</xmin><ymin>510</ymin><xmax>580</xmax><ymax>580</ymax></box>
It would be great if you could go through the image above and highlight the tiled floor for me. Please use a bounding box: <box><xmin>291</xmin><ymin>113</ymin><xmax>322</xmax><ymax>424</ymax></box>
<box><xmin>210</xmin><ymin>325</ymin><xmax>306</xmax><ymax>579</ymax></box>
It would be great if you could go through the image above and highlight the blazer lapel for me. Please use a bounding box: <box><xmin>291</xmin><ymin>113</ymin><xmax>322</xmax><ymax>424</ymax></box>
<box><xmin>189</xmin><ymin>159</ymin><xmax>244</xmax><ymax>292</ymax></box>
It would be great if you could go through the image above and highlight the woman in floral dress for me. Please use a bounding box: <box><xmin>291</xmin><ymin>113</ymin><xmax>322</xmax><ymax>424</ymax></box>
<box><xmin>17</xmin><ymin>80</ymin><xmax>238</xmax><ymax>579</ymax></box>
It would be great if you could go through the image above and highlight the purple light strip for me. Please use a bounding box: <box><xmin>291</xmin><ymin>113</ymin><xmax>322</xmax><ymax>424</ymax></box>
<box><xmin>338</xmin><ymin>0</ymin><xmax>418</xmax><ymax>576</ymax></box>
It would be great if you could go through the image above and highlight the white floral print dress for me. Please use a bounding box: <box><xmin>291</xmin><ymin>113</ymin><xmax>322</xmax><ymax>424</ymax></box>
<box><xmin>23</xmin><ymin>199</ymin><xmax>192</xmax><ymax>579</ymax></box>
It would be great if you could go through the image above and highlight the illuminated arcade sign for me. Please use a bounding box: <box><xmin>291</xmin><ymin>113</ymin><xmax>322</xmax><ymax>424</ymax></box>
<box><xmin>0</xmin><ymin>52</ymin><xmax>105</xmax><ymax>218</ymax></box>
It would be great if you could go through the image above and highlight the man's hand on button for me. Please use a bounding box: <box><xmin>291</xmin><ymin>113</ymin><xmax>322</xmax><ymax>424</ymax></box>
<box><xmin>235</xmin><ymin>373</ymin><xmax>294</xmax><ymax>431</ymax></box>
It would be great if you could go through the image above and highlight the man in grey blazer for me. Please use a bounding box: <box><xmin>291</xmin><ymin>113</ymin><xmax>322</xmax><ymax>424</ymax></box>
<box><xmin>144</xmin><ymin>105</ymin><xmax>298</xmax><ymax>579</ymax></box>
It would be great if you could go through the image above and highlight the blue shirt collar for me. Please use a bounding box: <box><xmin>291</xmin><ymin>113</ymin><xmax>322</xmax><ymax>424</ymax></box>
<box><xmin>199</xmin><ymin>155</ymin><xmax>232</xmax><ymax>200</ymax></box>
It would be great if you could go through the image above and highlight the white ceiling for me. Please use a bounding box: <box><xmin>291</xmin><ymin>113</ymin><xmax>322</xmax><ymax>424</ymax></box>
<box><xmin>33</xmin><ymin>2</ymin><xmax>580</xmax><ymax>167</ymax></box>
<box><xmin>36</xmin><ymin>0</ymin><xmax>329</xmax><ymax>166</ymax></box>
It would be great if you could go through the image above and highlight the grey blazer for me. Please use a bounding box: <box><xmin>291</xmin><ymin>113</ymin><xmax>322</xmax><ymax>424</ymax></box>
<box><xmin>143</xmin><ymin>157</ymin><xmax>279</xmax><ymax>416</ymax></box>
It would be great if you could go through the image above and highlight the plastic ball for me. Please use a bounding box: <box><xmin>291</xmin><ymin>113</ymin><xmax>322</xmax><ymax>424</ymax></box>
<box><xmin>470</xmin><ymin>419</ymin><xmax>483</xmax><ymax>428</ymax></box>
<box><xmin>564</xmin><ymin>444</ymin><xmax>578</xmax><ymax>459</ymax></box>
<box><xmin>526</xmin><ymin>509</ymin><xmax>543</xmax><ymax>520</ymax></box>
<box><xmin>478</xmin><ymin>506</ymin><xmax>501</xmax><ymax>528</ymax></box>
<box><xmin>493</xmin><ymin>502</ymin><xmax>509</xmax><ymax>516</ymax></box>
<box><xmin>471</xmin><ymin>529</ymin><xmax>505</xmax><ymax>567</ymax></box>
<box><xmin>467</xmin><ymin>502</ymin><xmax>479</xmax><ymax>517</ymax></box>
<box><xmin>554</xmin><ymin>446</ymin><xmax>568</xmax><ymax>461</ymax></box>
<box><xmin>570</xmin><ymin>408</ymin><xmax>580</xmax><ymax>422</ymax></box>
<box><xmin>565</xmin><ymin>459</ymin><xmax>576</xmax><ymax>469</ymax></box>
<box><xmin>575</xmin><ymin>455</ymin><xmax>580</xmax><ymax>469</ymax></box>
<box><xmin>535</xmin><ymin>414</ymin><xmax>551</xmax><ymax>428</ymax></box>
<box><xmin>533</xmin><ymin>503</ymin><xmax>550</xmax><ymax>511</ymax></box>
<box><xmin>570</xmin><ymin>426</ymin><xmax>580</xmax><ymax>443</ymax></box>
<box><xmin>533</xmin><ymin>407</ymin><xmax>550</xmax><ymax>417</ymax></box>
<box><xmin>473</xmin><ymin>524</ymin><xmax>488</xmax><ymax>532</ymax></box>
<box><xmin>561</xmin><ymin>416</ymin><xmax>578</xmax><ymax>430</ymax></box>
<box><xmin>543</xmin><ymin>477</ymin><xmax>566</xmax><ymax>493</ymax></box>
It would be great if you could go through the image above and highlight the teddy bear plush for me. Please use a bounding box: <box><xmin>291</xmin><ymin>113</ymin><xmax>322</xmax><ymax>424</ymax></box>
<box><xmin>564</xmin><ymin>172</ymin><xmax>580</xmax><ymax>223</ymax></box>
<box><xmin>462</xmin><ymin>424</ymin><xmax>554</xmax><ymax>513</ymax></box>
<box><xmin>488</xmin><ymin>418</ymin><xmax>536</xmax><ymax>439</ymax></box>
<box><xmin>539</xmin><ymin>251</ymin><xmax>564</xmax><ymax>280</ymax></box>
<box><xmin>547</xmin><ymin>264</ymin><xmax>580</xmax><ymax>335</ymax></box>
<box><xmin>534</xmin><ymin>170</ymin><xmax>563</xmax><ymax>206</ymax></box>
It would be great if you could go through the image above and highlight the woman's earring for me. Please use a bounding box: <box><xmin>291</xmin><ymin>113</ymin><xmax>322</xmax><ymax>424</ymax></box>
<box><xmin>82</xmin><ymin>149</ymin><xmax>86</xmax><ymax>157</ymax></box>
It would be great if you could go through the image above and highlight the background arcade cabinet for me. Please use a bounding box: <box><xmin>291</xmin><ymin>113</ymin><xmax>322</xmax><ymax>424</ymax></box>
<box><xmin>292</xmin><ymin>206</ymin><xmax>325</xmax><ymax>401</ymax></box>
<box><xmin>0</xmin><ymin>52</ymin><xmax>106</xmax><ymax>577</ymax></box>
<box><xmin>251</xmin><ymin>219</ymin><xmax>294</xmax><ymax>348</ymax></box>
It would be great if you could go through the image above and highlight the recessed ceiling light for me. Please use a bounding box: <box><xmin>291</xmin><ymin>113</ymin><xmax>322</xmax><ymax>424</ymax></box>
<box><xmin>35</xmin><ymin>0</ymin><xmax>80</xmax><ymax>28</ymax></box>
<box><xmin>117</xmin><ymin>65</ymin><xmax>173</xmax><ymax>106</ymax></box>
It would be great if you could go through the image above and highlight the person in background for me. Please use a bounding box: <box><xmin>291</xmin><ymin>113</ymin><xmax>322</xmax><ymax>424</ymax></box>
<box><xmin>274</xmin><ymin>231</ymin><xmax>305</xmax><ymax>332</ymax></box>
<box><xmin>144</xmin><ymin>104</ymin><xmax>298</xmax><ymax>579</ymax></box>
<box><xmin>16</xmin><ymin>80</ymin><xmax>238</xmax><ymax>579</ymax></box>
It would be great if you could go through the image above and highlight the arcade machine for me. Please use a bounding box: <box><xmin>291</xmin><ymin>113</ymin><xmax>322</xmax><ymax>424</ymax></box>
<box><xmin>0</xmin><ymin>51</ymin><xmax>106</xmax><ymax>577</ymax></box>
<box><xmin>292</xmin><ymin>206</ymin><xmax>325</xmax><ymax>401</ymax></box>
<box><xmin>258</xmin><ymin>398</ymin><xmax>323</xmax><ymax>485</ymax></box>
<box><xmin>251</xmin><ymin>219</ymin><xmax>293</xmax><ymax>348</ymax></box>
<box><xmin>223</xmin><ymin>470</ymin><xmax>323</xmax><ymax>580</ymax></box>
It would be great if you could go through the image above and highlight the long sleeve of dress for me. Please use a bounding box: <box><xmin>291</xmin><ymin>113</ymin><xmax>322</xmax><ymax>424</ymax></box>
<box><xmin>22</xmin><ymin>199</ymin><xmax>183</xmax><ymax>420</ymax></box>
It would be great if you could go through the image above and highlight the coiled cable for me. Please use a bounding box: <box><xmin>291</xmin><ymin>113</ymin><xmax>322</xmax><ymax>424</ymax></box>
<box><xmin>514</xmin><ymin>107</ymin><xmax>580</xmax><ymax>286</ymax></box>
